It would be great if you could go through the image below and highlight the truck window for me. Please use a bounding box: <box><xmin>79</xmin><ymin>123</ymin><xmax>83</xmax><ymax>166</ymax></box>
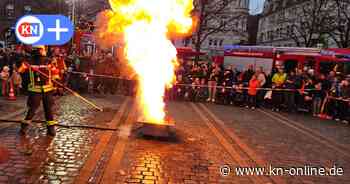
<box><xmin>319</xmin><ymin>61</ymin><xmax>350</xmax><ymax>75</ymax></box>
<box><xmin>342</xmin><ymin>62</ymin><xmax>350</xmax><ymax>75</ymax></box>
<box><xmin>319</xmin><ymin>61</ymin><xmax>336</xmax><ymax>74</ymax></box>
<box><xmin>304</xmin><ymin>57</ymin><xmax>316</xmax><ymax>70</ymax></box>
<box><xmin>284</xmin><ymin>60</ymin><xmax>298</xmax><ymax>73</ymax></box>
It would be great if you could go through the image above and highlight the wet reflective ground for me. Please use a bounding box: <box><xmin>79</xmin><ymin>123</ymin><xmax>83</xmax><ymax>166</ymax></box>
<box><xmin>0</xmin><ymin>95</ymin><xmax>124</xmax><ymax>184</ymax></box>
<box><xmin>0</xmin><ymin>95</ymin><xmax>349</xmax><ymax>184</ymax></box>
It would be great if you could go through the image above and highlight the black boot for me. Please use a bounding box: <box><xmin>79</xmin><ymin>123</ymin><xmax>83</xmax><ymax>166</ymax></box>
<box><xmin>20</xmin><ymin>123</ymin><xmax>29</xmax><ymax>135</ymax></box>
<box><xmin>20</xmin><ymin>120</ymin><xmax>31</xmax><ymax>135</ymax></box>
<box><xmin>47</xmin><ymin>125</ymin><xmax>56</xmax><ymax>136</ymax></box>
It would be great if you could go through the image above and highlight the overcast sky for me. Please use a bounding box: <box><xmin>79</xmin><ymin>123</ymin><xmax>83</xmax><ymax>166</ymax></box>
<box><xmin>250</xmin><ymin>0</ymin><xmax>265</xmax><ymax>14</ymax></box>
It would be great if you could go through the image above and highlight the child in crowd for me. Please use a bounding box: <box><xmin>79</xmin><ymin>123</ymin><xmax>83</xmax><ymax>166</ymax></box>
<box><xmin>302</xmin><ymin>78</ymin><xmax>315</xmax><ymax>112</ymax></box>
<box><xmin>234</xmin><ymin>83</ymin><xmax>245</xmax><ymax>107</ymax></box>
<box><xmin>312</xmin><ymin>82</ymin><xmax>323</xmax><ymax>117</ymax></box>
<box><xmin>11</xmin><ymin>66</ymin><xmax>22</xmax><ymax>95</ymax></box>
<box><xmin>247</xmin><ymin>74</ymin><xmax>260</xmax><ymax>109</ymax></box>
<box><xmin>190</xmin><ymin>77</ymin><xmax>201</xmax><ymax>102</ymax></box>
<box><xmin>336</xmin><ymin>79</ymin><xmax>350</xmax><ymax>123</ymax></box>
<box><xmin>174</xmin><ymin>74</ymin><xmax>185</xmax><ymax>100</ymax></box>
<box><xmin>0</xmin><ymin>66</ymin><xmax>10</xmax><ymax>96</ymax></box>
<box><xmin>196</xmin><ymin>78</ymin><xmax>208</xmax><ymax>102</ymax></box>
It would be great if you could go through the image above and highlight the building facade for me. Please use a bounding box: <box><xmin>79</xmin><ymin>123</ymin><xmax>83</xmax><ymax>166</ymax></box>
<box><xmin>66</xmin><ymin>0</ymin><xmax>109</xmax><ymax>23</ymax></box>
<box><xmin>257</xmin><ymin>0</ymin><xmax>349</xmax><ymax>48</ymax></box>
<box><xmin>174</xmin><ymin>0</ymin><xmax>250</xmax><ymax>54</ymax></box>
<box><xmin>67</xmin><ymin>0</ymin><xmax>251</xmax><ymax>54</ymax></box>
<box><xmin>0</xmin><ymin>0</ymin><xmax>66</xmax><ymax>44</ymax></box>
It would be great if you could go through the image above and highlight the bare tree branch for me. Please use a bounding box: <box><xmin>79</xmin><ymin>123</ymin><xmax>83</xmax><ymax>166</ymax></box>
<box><xmin>281</xmin><ymin>0</ymin><xmax>332</xmax><ymax>47</ymax></box>
<box><xmin>328</xmin><ymin>0</ymin><xmax>350</xmax><ymax>48</ymax></box>
<box><xmin>190</xmin><ymin>0</ymin><xmax>248</xmax><ymax>55</ymax></box>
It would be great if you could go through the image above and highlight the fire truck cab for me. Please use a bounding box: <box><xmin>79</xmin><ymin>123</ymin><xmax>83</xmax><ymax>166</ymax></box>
<box><xmin>221</xmin><ymin>46</ymin><xmax>350</xmax><ymax>75</ymax></box>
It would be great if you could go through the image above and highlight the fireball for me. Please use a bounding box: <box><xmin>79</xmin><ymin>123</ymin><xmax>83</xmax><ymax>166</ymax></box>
<box><xmin>95</xmin><ymin>0</ymin><xmax>195</xmax><ymax>124</ymax></box>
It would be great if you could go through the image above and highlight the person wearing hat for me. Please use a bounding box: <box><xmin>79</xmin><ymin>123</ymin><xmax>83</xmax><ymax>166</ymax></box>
<box><xmin>18</xmin><ymin>45</ymin><xmax>57</xmax><ymax>136</ymax></box>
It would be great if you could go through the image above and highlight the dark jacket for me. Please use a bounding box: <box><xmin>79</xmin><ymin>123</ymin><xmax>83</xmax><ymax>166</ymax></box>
<box><xmin>340</xmin><ymin>85</ymin><xmax>350</xmax><ymax>98</ymax></box>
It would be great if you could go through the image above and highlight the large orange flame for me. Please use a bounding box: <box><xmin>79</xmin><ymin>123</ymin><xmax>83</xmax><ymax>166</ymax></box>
<box><xmin>95</xmin><ymin>0</ymin><xmax>195</xmax><ymax>124</ymax></box>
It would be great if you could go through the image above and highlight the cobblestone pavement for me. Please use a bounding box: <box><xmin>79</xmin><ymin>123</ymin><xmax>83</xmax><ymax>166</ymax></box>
<box><xmin>0</xmin><ymin>96</ymin><xmax>26</xmax><ymax>116</ymax></box>
<box><xmin>113</xmin><ymin>102</ymin><xmax>253</xmax><ymax>184</ymax></box>
<box><xmin>273</xmin><ymin>110</ymin><xmax>350</xmax><ymax>144</ymax></box>
<box><xmin>205</xmin><ymin>103</ymin><xmax>350</xmax><ymax>184</ymax></box>
<box><xmin>1</xmin><ymin>96</ymin><xmax>350</xmax><ymax>184</ymax></box>
<box><xmin>0</xmin><ymin>94</ymin><xmax>126</xmax><ymax>184</ymax></box>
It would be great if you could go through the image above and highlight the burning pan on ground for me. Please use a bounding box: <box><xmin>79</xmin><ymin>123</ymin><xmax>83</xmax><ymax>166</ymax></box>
<box><xmin>136</xmin><ymin>117</ymin><xmax>175</xmax><ymax>138</ymax></box>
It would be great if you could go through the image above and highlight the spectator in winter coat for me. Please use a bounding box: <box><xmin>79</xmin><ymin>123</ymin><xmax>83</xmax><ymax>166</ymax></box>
<box><xmin>207</xmin><ymin>68</ymin><xmax>220</xmax><ymax>102</ymax></box>
<box><xmin>285</xmin><ymin>71</ymin><xmax>297</xmax><ymax>112</ymax></box>
<box><xmin>242</xmin><ymin>65</ymin><xmax>254</xmax><ymax>84</ymax></box>
<box><xmin>337</xmin><ymin>79</ymin><xmax>350</xmax><ymax>123</ymax></box>
<box><xmin>271</xmin><ymin>68</ymin><xmax>287</xmax><ymax>111</ymax></box>
<box><xmin>302</xmin><ymin>78</ymin><xmax>315</xmax><ymax>112</ymax></box>
<box><xmin>11</xmin><ymin>68</ymin><xmax>22</xmax><ymax>95</ymax></box>
<box><xmin>1</xmin><ymin>66</ymin><xmax>10</xmax><ymax>96</ymax></box>
<box><xmin>256</xmin><ymin>67</ymin><xmax>266</xmax><ymax>107</ymax></box>
<box><xmin>234</xmin><ymin>82</ymin><xmax>245</xmax><ymax>107</ymax></box>
<box><xmin>247</xmin><ymin>74</ymin><xmax>260</xmax><ymax>109</ymax></box>
<box><xmin>312</xmin><ymin>82</ymin><xmax>323</xmax><ymax>117</ymax></box>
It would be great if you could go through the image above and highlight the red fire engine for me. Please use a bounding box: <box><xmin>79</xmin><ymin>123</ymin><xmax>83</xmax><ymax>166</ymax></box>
<box><xmin>218</xmin><ymin>46</ymin><xmax>350</xmax><ymax>75</ymax></box>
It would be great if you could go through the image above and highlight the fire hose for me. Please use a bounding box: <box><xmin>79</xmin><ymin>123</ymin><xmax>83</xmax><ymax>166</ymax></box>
<box><xmin>0</xmin><ymin>119</ymin><xmax>118</xmax><ymax>131</ymax></box>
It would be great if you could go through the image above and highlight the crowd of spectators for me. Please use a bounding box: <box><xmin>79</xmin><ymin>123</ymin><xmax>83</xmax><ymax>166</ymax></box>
<box><xmin>0</xmin><ymin>46</ymin><xmax>133</xmax><ymax>99</ymax></box>
<box><xmin>65</xmin><ymin>50</ymin><xmax>136</xmax><ymax>96</ymax></box>
<box><xmin>1</xmin><ymin>46</ymin><xmax>349</xmax><ymax>123</ymax></box>
<box><xmin>169</xmin><ymin>59</ymin><xmax>350</xmax><ymax>123</ymax></box>
<box><xmin>1</xmin><ymin>47</ymin><xmax>27</xmax><ymax>96</ymax></box>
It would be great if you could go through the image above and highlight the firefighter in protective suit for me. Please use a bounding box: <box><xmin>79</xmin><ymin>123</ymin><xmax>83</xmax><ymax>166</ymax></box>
<box><xmin>19</xmin><ymin>45</ymin><xmax>57</xmax><ymax>136</ymax></box>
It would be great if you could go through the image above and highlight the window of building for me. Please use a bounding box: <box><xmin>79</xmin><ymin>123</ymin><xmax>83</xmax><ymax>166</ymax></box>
<box><xmin>24</xmin><ymin>5</ymin><xmax>32</xmax><ymax>14</ymax></box>
<box><xmin>242</xmin><ymin>19</ymin><xmax>246</xmax><ymax>31</ymax></box>
<box><xmin>270</xmin><ymin>31</ymin><xmax>274</xmax><ymax>41</ymax></box>
<box><xmin>209</xmin><ymin>39</ymin><xmax>213</xmax><ymax>46</ymax></box>
<box><xmin>213</xmin><ymin>40</ymin><xmax>217</xmax><ymax>46</ymax></box>
<box><xmin>286</xmin><ymin>25</ymin><xmax>291</xmax><ymax>35</ymax></box>
<box><xmin>260</xmin><ymin>33</ymin><xmax>265</xmax><ymax>42</ymax></box>
<box><xmin>219</xmin><ymin>40</ymin><xmax>223</xmax><ymax>46</ymax></box>
<box><xmin>5</xmin><ymin>4</ymin><xmax>15</xmax><ymax>19</ymax></box>
<box><xmin>280</xmin><ymin>27</ymin><xmax>286</xmax><ymax>38</ymax></box>
<box><xmin>291</xmin><ymin>24</ymin><xmax>296</xmax><ymax>35</ymax></box>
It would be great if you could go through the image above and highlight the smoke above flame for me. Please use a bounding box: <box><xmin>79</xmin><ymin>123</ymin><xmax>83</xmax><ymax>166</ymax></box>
<box><xmin>94</xmin><ymin>0</ymin><xmax>195</xmax><ymax>123</ymax></box>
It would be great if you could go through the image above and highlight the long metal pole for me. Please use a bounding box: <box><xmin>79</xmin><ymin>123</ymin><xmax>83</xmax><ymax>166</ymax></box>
<box><xmin>29</xmin><ymin>65</ymin><xmax>104</xmax><ymax>111</ymax></box>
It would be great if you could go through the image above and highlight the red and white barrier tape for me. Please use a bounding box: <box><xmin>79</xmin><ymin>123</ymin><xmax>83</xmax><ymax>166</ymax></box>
<box><xmin>67</xmin><ymin>71</ymin><xmax>350</xmax><ymax>102</ymax></box>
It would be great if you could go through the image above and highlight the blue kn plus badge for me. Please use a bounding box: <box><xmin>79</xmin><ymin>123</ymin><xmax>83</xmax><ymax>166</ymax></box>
<box><xmin>15</xmin><ymin>15</ymin><xmax>74</xmax><ymax>46</ymax></box>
